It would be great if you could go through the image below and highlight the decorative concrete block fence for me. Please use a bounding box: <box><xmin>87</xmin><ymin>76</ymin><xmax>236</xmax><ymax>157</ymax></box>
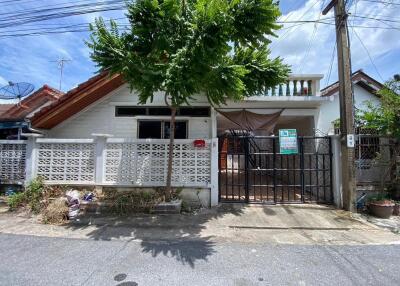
<box><xmin>4</xmin><ymin>134</ymin><xmax>391</xmax><ymax>209</ymax></box>
<box><xmin>0</xmin><ymin>140</ymin><xmax>27</xmax><ymax>184</ymax></box>
<box><xmin>0</xmin><ymin>137</ymin><xmax>219</xmax><ymax>206</ymax></box>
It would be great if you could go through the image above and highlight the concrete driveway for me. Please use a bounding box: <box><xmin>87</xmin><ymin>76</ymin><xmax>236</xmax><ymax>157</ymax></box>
<box><xmin>0</xmin><ymin>204</ymin><xmax>398</xmax><ymax>245</ymax></box>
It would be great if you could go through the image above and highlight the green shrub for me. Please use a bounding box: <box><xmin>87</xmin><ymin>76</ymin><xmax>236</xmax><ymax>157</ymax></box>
<box><xmin>8</xmin><ymin>177</ymin><xmax>45</xmax><ymax>213</ymax></box>
<box><xmin>25</xmin><ymin>177</ymin><xmax>45</xmax><ymax>213</ymax></box>
<box><xmin>7</xmin><ymin>192</ymin><xmax>27</xmax><ymax>210</ymax></box>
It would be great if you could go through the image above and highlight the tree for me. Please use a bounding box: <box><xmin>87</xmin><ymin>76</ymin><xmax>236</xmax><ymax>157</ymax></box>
<box><xmin>87</xmin><ymin>0</ymin><xmax>290</xmax><ymax>200</ymax></box>
<box><xmin>362</xmin><ymin>78</ymin><xmax>400</xmax><ymax>140</ymax></box>
<box><xmin>361</xmin><ymin>77</ymin><xmax>400</xmax><ymax>191</ymax></box>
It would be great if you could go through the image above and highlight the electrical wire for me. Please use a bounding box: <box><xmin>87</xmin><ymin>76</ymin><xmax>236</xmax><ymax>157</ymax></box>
<box><xmin>298</xmin><ymin>0</ymin><xmax>327</xmax><ymax>73</ymax></box>
<box><xmin>359</xmin><ymin>0</ymin><xmax>400</xmax><ymax>5</ymax></box>
<box><xmin>325</xmin><ymin>42</ymin><xmax>337</xmax><ymax>87</ymax></box>
<box><xmin>351</xmin><ymin>14</ymin><xmax>400</xmax><ymax>24</ymax></box>
<box><xmin>271</xmin><ymin>0</ymin><xmax>323</xmax><ymax>49</ymax></box>
<box><xmin>0</xmin><ymin>1</ymin><xmax>126</xmax><ymax>28</ymax></box>
<box><xmin>351</xmin><ymin>27</ymin><xmax>385</xmax><ymax>81</ymax></box>
<box><xmin>2</xmin><ymin>21</ymin><xmax>400</xmax><ymax>39</ymax></box>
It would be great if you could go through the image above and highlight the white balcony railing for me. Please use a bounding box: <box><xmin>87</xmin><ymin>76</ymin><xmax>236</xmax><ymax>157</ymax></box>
<box><xmin>262</xmin><ymin>74</ymin><xmax>323</xmax><ymax>97</ymax></box>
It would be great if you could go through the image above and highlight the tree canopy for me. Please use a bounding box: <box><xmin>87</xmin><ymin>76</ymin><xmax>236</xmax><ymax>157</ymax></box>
<box><xmin>87</xmin><ymin>0</ymin><xmax>290</xmax><ymax>107</ymax></box>
<box><xmin>87</xmin><ymin>0</ymin><xmax>291</xmax><ymax>196</ymax></box>
<box><xmin>361</xmin><ymin>78</ymin><xmax>400</xmax><ymax>139</ymax></box>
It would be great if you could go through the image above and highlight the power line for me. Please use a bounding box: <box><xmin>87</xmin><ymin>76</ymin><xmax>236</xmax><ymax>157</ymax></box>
<box><xmin>325</xmin><ymin>42</ymin><xmax>337</xmax><ymax>86</ymax></box>
<box><xmin>359</xmin><ymin>0</ymin><xmax>400</xmax><ymax>5</ymax></box>
<box><xmin>2</xmin><ymin>21</ymin><xmax>400</xmax><ymax>39</ymax></box>
<box><xmin>351</xmin><ymin>14</ymin><xmax>400</xmax><ymax>24</ymax></box>
<box><xmin>271</xmin><ymin>0</ymin><xmax>323</xmax><ymax>49</ymax></box>
<box><xmin>0</xmin><ymin>1</ymin><xmax>126</xmax><ymax>28</ymax></box>
<box><xmin>351</xmin><ymin>27</ymin><xmax>384</xmax><ymax>81</ymax></box>
<box><xmin>298</xmin><ymin>0</ymin><xmax>327</xmax><ymax>73</ymax></box>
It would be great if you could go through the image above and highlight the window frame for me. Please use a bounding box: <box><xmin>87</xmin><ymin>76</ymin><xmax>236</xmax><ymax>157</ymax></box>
<box><xmin>137</xmin><ymin>119</ymin><xmax>189</xmax><ymax>139</ymax></box>
<box><xmin>115</xmin><ymin>106</ymin><xmax>210</xmax><ymax>118</ymax></box>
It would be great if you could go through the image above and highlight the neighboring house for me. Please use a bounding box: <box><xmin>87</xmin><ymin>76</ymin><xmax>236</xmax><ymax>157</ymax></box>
<box><xmin>319</xmin><ymin>70</ymin><xmax>392</xmax><ymax>189</ymax></box>
<box><xmin>317</xmin><ymin>69</ymin><xmax>383</xmax><ymax>135</ymax></box>
<box><xmin>0</xmin><ymin>70</ymin><xmax>385</xmax><ymax>207</ymax></box>
<box><xmin>0</xmin><ymin>85</ymin><xmax>63</xmax><ymax>139</ymax></box>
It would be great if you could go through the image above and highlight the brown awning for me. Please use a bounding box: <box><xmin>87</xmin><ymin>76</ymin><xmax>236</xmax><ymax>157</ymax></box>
<box><xmin>217</xmin><ymin>109</ymin><xmax>283</xmax><ymax>135</ymax></box>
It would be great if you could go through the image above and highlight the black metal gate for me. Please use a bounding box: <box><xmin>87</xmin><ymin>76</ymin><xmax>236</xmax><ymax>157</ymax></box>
<box><xmin>218</xmin><ymin>135</ymin><xmax>333</xmax><ymax>204</ymax></box>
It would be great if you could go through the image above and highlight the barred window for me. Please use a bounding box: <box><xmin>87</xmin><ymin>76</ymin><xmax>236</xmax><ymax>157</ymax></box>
<box><xmin>356</xmin><ymin>135</ymin><xmax>380</xmax><ymax>161</ymax></box>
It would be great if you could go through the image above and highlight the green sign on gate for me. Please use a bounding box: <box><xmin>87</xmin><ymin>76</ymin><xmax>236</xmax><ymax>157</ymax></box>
<box><xmin>279</xmin><ymin>129</ymin><xmax>298</xmax><ymax>155</ymax></box>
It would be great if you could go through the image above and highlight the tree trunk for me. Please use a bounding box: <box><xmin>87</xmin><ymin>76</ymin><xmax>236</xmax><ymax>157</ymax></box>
<box><xmin>165</xmin><ymin>106</ymin><xmax>177</xmax><ymax>201</ymax></box>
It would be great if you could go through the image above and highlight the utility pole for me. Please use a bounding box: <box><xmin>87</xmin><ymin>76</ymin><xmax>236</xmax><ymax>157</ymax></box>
<box><xmin>323</xmin><ymin>0</ymin><xmax>356</xmax><ymax>211</ymax></box>
<box><xmin>50</xmin><ymin>58</ymin><xmax>71</xmax><ymax>91</ymax></box>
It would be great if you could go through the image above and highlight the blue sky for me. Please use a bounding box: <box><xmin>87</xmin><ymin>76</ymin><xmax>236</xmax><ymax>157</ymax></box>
<box><xmin>0</xmin><ymin>0</ymin><xmax>399</xmax><ymax>97</ymax></box>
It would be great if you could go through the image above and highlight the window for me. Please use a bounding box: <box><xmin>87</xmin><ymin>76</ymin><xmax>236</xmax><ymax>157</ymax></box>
<box><xmin>138</xmin><ymin>120</ymin><xmax>187</xmax><ymax>139</ymax></box>
<box><xmin>115</xmin><ymin>107</ymin><xmax>146</xmax><ymax>117</ymax></box>
<box><xmin>356</xmin><ymin>135</ymin><xmax>380</xmax><ymax>160</ymax></box>
<box><xmin>138</xmin><ymin>121</ymin><xmax>162</xmax><ymax>139</ymax></box>
<box><xmin>148</xmin><ymin>107</ymin><xmax>171</xmax><ymax>116</ymax></box>
<box><xmin>179</xmin><ymin>107</ymin><xmax>210</xmax><ymax>117</ymax></box>
<box><xmin>115</xmin><ymin>106</ymin><xmax>210</xmax><ymax>117</ymax></box>
<box><xmin>164</xmin><ymin>121</ymin><xmax>187</xmax><ymax>139</ymax></box>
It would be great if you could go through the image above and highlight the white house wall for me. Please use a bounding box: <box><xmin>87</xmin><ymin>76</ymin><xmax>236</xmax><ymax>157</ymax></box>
<box><xmin>316</xmin><ymin>85</ymin><xmax>381</xmax><ymax>135</ymax></box>
<box><xmin>47</xmin><ymin>85</ymin><xmax>213</xmax><ymax>139</ymax></box>
<box><xmin>45</xmin><ymin>81</ymin><xmax>379</xmax><ymax>139</ymax></box>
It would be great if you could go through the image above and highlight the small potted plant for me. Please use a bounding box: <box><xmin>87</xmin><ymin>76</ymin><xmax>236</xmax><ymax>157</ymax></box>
<box><xmin>368</xmin><ymin>193</ymin><xmax>395</xmax><ymax>219</ymax></box>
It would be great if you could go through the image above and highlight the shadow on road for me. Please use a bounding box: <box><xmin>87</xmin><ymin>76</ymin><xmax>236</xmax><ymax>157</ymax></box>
<box><xmin>65</xmin><ymin>204</ymin><xmax>244</xmax><ymax>268</ymax></box>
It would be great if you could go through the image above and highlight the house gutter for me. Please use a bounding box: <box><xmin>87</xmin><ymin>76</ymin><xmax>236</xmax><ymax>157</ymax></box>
<box><xmin>25</xmin><ymin>119</ymin><xmax>45</xmax><ymax>135</ymax></box>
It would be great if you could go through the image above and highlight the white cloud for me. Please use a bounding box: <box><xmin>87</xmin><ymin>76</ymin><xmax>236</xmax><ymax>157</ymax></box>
<box><xmin>0</xmin><ymin>75</ymin><xmax>7</xmax><ymax>86</ymax></box>
<box><xmin>0</xmin><ymin>0</ymin><xmax>398</xmax><ymax>92</ymax></box>
<box><xmin>0</xmin><ymin>0</ymin><xmax>125</xmax><ymax>92</ymax></box>
<box><xmin>271</xmin><ymin>0</ymin><xmax>400</xmax><ymax>86</ymax></box>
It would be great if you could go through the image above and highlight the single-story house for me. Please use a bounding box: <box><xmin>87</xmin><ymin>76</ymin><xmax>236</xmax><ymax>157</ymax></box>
<box><xmin>318</xmin><ymin>69</ymin><xmax>383</xmax><ymax>135</ymax></box>
<box><xmin>0</xmin><ymin>85</ymin><xmax>63</xmax><ymax>139</ymax></box>
<box><xmin>0</xmin><ymin>70</ymin><xmax>386</xmax><ymax>207</ymax></box>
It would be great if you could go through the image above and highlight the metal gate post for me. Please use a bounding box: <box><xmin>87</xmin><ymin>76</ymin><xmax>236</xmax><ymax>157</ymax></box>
<box><xmin>244</xmin><ymin>136</ymin><xmax>250</xmax><ymax>203</ymax></box>
<box><xmin>328</xmin><ymin>136</ymin><xmax>334</xmax><ymax>203</ymax></box>
<box><xmin>273</xmin><ymin>137</ymin><xmax>277</xmax><ymax>203</ymax></box>
<box><xmin>300</xmin><ymin>137</ymin><xmax>305</xmax><ymax>202</ymax></box>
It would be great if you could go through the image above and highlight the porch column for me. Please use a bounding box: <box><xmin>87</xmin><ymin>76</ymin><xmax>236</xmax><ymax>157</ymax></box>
<box><xmin>330</xmin><ymin>135</ymin><xmax>343</xmax><ymax>208</ymax></box>
<box><xmin>210</xmin><ymin>107</ymin><xmax>218</xmax><ymax>138</ymax></box>
<box><xmin>210</xmin><ymin>137</ymin><xmax>219</xmax><ymax>206</ymax></box>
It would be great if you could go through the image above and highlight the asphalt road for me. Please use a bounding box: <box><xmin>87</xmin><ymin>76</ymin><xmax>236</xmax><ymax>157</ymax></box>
<box><xmin>0</xmin><ymin>233</ymin><xmax>399</xmax><ymax>286</ymax></box>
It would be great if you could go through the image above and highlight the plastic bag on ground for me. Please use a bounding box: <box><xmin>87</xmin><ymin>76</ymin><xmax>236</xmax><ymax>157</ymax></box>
<box><xmin>66</xmin><ymin>190</ymin><xmax>80</xmax><ymax>219</ymax></box>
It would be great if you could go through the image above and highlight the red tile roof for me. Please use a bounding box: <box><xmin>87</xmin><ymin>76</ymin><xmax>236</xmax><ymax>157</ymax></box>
<box><xmin>0</xmin><ymin>85</ymin><xmax>63</xmax><ymax>121</ymax></box>
<box><xmin>31</xmin><ymin>72</ymin><xmax>124</xmax><ymax>129</ymax></box>
<box><xmin>0</xmin><ymin>104</ymin><xmax>13</xmax><ymax>116</ymax></box>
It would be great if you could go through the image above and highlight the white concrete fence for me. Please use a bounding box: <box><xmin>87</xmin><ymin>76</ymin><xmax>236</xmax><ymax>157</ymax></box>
<box><xmin>1</xmin><ymin>136</ymin><xmax>350</xmax><ymax>208</ymax></box>
<box><xmin>0</xmin><ymin>137</ymin><xmax>219</xmax><ymax>205</ymax></box>
<box><xmin>0</xmin><ymin>140</ymin><xmax>27</xmax><ymax>183</ymax></box>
